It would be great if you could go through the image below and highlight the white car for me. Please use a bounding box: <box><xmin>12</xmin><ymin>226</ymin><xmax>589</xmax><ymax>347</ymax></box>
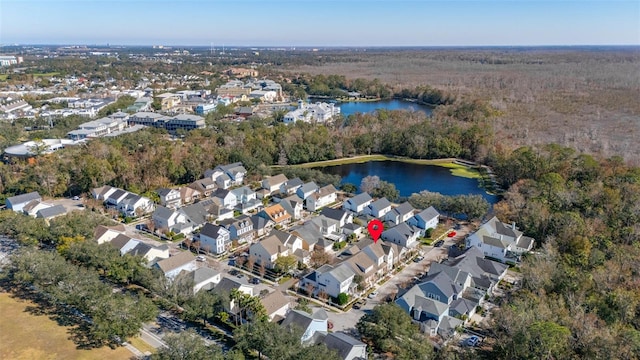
<box><xmin>196</xmin><ymin>255</ymin><xmax>206</xmax><ymax>262</ymax></box>
<box><xmin>368</xmin><ymin>291</ymin><xmax>378</xmax><ymax>299</ymax></box>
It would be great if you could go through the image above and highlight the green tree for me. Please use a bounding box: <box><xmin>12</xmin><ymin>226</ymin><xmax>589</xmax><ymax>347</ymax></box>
<box><xmin>153</xmin><ymin>330</ymin><xmax>224</xmax><ymax>360</ymax></box>
<box><xmin>274</xmin><ymin>255</ymin><xmax>298</xmax><ymax>274</ymax></box>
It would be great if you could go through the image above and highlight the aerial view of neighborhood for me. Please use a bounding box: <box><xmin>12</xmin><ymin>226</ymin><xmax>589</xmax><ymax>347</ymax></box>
<box><xmin>0</xmin><ymin>1</ymin><xmax>638</xmax><ymax>360</ymax></box>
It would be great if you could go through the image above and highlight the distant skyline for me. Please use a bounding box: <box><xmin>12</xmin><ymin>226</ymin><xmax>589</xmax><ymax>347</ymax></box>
<box><xmin>1</xmin><ymin>0</ymin><xmax>639</xmax><ymax>47</ymax></box>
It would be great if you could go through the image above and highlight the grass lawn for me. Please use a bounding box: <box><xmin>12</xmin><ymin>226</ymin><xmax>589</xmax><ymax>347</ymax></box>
<box><xmin>0</xmin><ymin>74</ymin><xmax>8</xmax><ymax>81</ymax></box>
<box><xmin>128</xmin><ymin>336</ymin><xmax>156</xmax><ymax>355</ymax></box>
<box><xmin>0</xmin><ymin>292</ymin><xmax>132</xmax><ymax>360</ymax></box>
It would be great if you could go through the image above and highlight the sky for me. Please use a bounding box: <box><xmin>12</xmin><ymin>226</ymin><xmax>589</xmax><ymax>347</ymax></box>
<box><xmin>1</xmin><ymin>0</ymin><xmax>638</xmax><ymax>46</ymax></box>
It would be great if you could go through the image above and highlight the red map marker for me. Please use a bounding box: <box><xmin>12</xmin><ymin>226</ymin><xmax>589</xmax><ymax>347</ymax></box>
<box><xmin>368</xmin><ymin>219</ymin><xmax>383</xmax><ymax>244</ymax></box>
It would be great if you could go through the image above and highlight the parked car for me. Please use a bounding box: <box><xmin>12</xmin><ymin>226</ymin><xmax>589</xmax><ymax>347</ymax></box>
<box><xmin>465</xmin><ymin>336</ymin><xmax>480</xmax><ymax>347</ymax></box>
<box><xmin>72</xmin><ymin>195</ymin><xmax>80</xmax><ymax>201</ymax></box>
<box><xmin>196</xmin><ymin>255</ymin><xmax>206</xmax><ymax>262</ymax></box>
<box><xmin>353</xmin><ymin>299</ymin><xmax>367</xmax><ymax>309</ymax></box>
<box><xmin>368</xmin><ymin>291</ymin><xmax>378</xmax><ymax>299</ymax></box>
<box><xmin>229</xmin><ymin>269</ymin><xmax>239</xmax><ymax>276</ymax></box>
<box><xmin>434</xmin><ymin>240</ymin><xmax>445</xmax><ymax>247</ymax></box>
<box><xmin>413</xmin><ymin>255</ymin><xmax>424</xmax><ymax>262</ymax></box>
<box><xmin>251</xmin><ymin>277</ymin><xmax>261</xmax><ymax>284</ymax></box>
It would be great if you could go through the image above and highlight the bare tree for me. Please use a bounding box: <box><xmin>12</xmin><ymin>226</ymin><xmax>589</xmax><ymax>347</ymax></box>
<box><xmin>246</xmin><ymin>256</ymin><xmax>256</xmax><ymax>273</ymax></box>
<box><xmin>360</xmin><ymin>175</ymin><xmax>380</xmax><ymax>194</ymax></box>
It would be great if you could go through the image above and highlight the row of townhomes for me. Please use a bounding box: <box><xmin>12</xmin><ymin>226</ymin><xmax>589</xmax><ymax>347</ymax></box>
<box><xmin>395</xmin><ymin>217</ymin><xmax>535</xmax><ymax>339</ymax></box>
<box><xmin>298</xmin><ymin>191</ymin><xmax>441</xmax><ymax>300</ymax></box>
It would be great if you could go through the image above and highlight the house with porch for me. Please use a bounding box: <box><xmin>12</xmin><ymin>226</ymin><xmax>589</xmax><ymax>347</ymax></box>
<box><xmin>306</xmin><ymin>184</ymin><xmax>337</xmax><ymax>212</ymax></box>
<box><xmin>343</xmin><ymin>192</ymin><xmax>373</xmax><ymax>214</ymax></box>
<box><xmin>381</xmin><ymin>222</ymin><xmax>420</xmax><ymax>248</ymax></box>
<box><xmin>198</xmin><ymin>223</ymin><xmax>231</xmax><ymax>254</ymax></box>
<box><xmin>407</xmin><ymin>206</ymin><xmax>440</xmax><ymax>236</ymax></box>
<box><xmin>384</xmin><ymin>202</ymin><xmax>415</xmax><ymax>225</ymax></box>
<box><xmin>465</xmin><ymin>216</ymin><xmax>535</xmax><ymax>263</ymax></box>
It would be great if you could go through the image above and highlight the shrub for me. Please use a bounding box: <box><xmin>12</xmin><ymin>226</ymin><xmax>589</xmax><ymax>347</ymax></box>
<box><xmin>337</xmin><ymin>292</ymin><xmax>349</xmax><ymax>305</ymax></box>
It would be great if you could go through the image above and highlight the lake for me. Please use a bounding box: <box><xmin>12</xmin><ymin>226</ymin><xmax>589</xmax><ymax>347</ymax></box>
<box><xmin>309</xmin><ymin>98</ymin><xmax>433</xmax><ymax>117</ymax></box>
<box><xmin>319</xmin><ymin>160</ymin><xmax>498</xmax><ymax>204</ymax></box>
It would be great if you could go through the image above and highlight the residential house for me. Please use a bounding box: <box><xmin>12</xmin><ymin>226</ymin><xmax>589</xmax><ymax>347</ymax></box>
<box><xmin>365</xmin><ymin>198</ymin><xmax>392</xmax><ymax>218</ymax></box>
<box><xmin>109</xmin><ymin>234</ymin><xmax>143</xmax><ymax>256</ymax></box>
<box><xmin>214</xmin><ymin>162</ymin><xmax>247</xmax><ymax>186</ymax></box>
<box><xmin>381</xmin><ymin>222</ymin><xmax>420</xmax><ymax>248</ymax></box>
<box><xmin>219</xmin><ymin>215</ymin><xmax>255</xmax><ymax>244</ymax></box>
<box><xmin>91</xmin><ymin>185</ymin><xmax>116</xmax><ymax>201</ymax></box>
<box><xmin>180</xmin><ymin>186</ymin><xmax>202</xmax><ymax>204</ymax></box>
<box><xmin>187</xmin><ymin>267</ymin><xmax>221</xmax><ymax>293</ymax></box>
<box><xmin>23</xmin><ymin>200</ymin><xmax>53</xmax><ymax>217</ymax></box>
<box><xmin>260</xmin><ymin>290</ymin><xmax>291</xmax><ymax>322</ymax></box>
<box><xmin>296</xmin><ymin>182</ymin><xmax>319</xmax><ymax>201</ymax></box>
<box><xmin>250</xmin><ymin>215</ymin><xmax>274</xmax><ymax>237</ymax></box>
<box><xmin>153</xmin><ymin>206</ymin><xmax>189</xmax><ymax>233</ymax></box>
<box><xmin>359</xmin><ymin>238</ymin><xmax>393</xmax><ymax>272</ymax></box>
<box><xmin>157</xmin><ymin>188</ymin><xmax>181</xmax><ymax>209</ymax></box>
<box><xmin>208</xmin><ymin>198</ymin><xmax>235</xmax><ymax>222</ymax></box>
<box><xmin>117</xmin><ymin>193</ymin><xmax>155</xmax><ymax>217</ymax></box>
<box><xmin>343</xmin><ymin>193</ymin><xmax>373</xmax><ymax>214</ymax></box>
<box><xmin>466</xmin><ymin>216</ymin><xmax>535</xmax><ymax>263</ymax></box>
<box><xmin>178</xmin><ymin>201</ymin><xmax>214</xmax><ymax>231</ymax></box>
<box><xmin>105</xmin><ymin>188</ymin><xmax>129</xmax><ymax>207</ymax></box>
<box><xmin>305</xmin><ymin>263</ymin><xmax>356</xmax><ymax>298</ymax></box>
<box><xmin>344</xmin><ymin>251</ymin><xmax>379</xmax><ymax>289</ymax></box>
<box><xmin>290</xmin><ymin>216</ymin><xmax>340</xmax><ymax>253</ymax></box>
<box><xmin>443</xmin><ymin>246</ymin><xmax>509</xmax><ymax>284</ymax></box>
<box><xmin>231</xmin><ymin>186</ymin><xmax>261</xmax><ymax>214</ymax></box>
<box><xmin>154</xmin><ymin>251</ymin><xmax>197</xmax><ymax>279</ymax></box>
<box><xmin>94</xmin><ymin>224</ymin><xmax>127</xmax><ymax>244</ymax></box>
<box><xmin>261</xmin><ymin>174</ymin><xmax>288</xmax><ymax>195</ymax></box>
<box><xmin>249</xmin><ymin>230</ymin><xmax>303</xmax><ymax>268</ymax></box>
<box><xmin>212</xmin><ymin>188</ymin><xmax>238</xmax><ymax>209</ymax></box>
<box><xmin>198</xmin><ymin>223</ymin><xmax>231</xmax><ymax>254</ymax></box>
<box><xmin>127</xmin><ymin>241</ymin><xmax>170</xmax><ymax>263</ymax></box>
<box><xmin>6</xmin><ymin>191</ymin><xmax>42</xmax><ymax>212</ymax></box>
<box><xmin>214</xmin><ymin>276</ymin><xmax>254</xmax><ymax>321</ymax></box>
<box><xmin>320</xmin><ymin>207</ymin><xmax>353</xmax><ymax>230</ymax></box>
<box><xmin>281</xmin><ymin>309</ymin><xmax>329</xmax><ymax>343</ymax></box>
<box><xmin>188</xmin><ymin>178</ymin><xmax>217</xmax><ymax>197</ymax></box>
<box><xmin>322</xmin><ymin>332</ymin><xmax>368</xmax><ymax>360</ymax></box>
<box><xmin>35</xmin><ymin>205</ymin><xmax>67</xmax><ymax>223</ymax></box>
<box><xmin>384</xmin><ymin>202</ymin><xmax>415</xmax><ymax>225</ymax></box>
<box><xmin>258</xmin><ymin>204</ymin><xmax>292</xmax><ymax>227</ymax></box>
<box><xmin>306</xmin><ymin>184</ymin><xmax>337</xmax><ymax>212</ymax></box>
<box><xmin>280</xmin><ymin>178</ymin><xmax>304</xmax><ymax>196</ymax></box>
<box><xmin>278</xmin><ymin>195</ymin><xmax>304</xmax><ymax>220</ymax></box>
<box><xmin>407</xmin><ymin>206</ymin><xmax>440</xmax><ymax>236</ymax></box>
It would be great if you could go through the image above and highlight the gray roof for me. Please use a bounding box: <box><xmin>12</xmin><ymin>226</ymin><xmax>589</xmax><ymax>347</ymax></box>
<box><xmin>482</xmin><ymin>235</ymin><xmax>512</xmax><ymax>249</ymax></box>
<box><xmin>153</xmin><ymin>205</ymin><xmax>175</xmax><ymax>221</ymax></box>
<box><xmin>7</xmin><ymin>191</ymin><xmax>41</xmax><ymax>206</ymax></box>
<box><xmin>517</xmin><ymin>236</ymin><xmax>535</xmax><ymax>249</ymax></box>
<box><xmin>382</xmin><ymin>222</ymin><xmax>417</xmax><ymax>241</ymax></box>
<box><xmin>179</xmin><ymin>202</ymin><xmax>210</xmax><ymax>226</ymax></box>
<box><xmin>329</xmin><ymin>263</ymin><xmax>356</xmax><ymax>283</ymax></box>
<box><xmin>263</xmin><ymin>174</ymin><xmax>288</xmax><ymax>188</ymax></box>
<box><xmin>214</xmin><ymin>276</ymin><xmax>250</xmax><ymax>293</ymax></box>
<box><xmin>107</xmin><ymin>189</ymin><xmax>127</xmax><ymax>201</ymax></box>
<box><xmin>347</xmin><ymin>192</ymin><xmax>372</xmax><ymax>207</ymax></box>
<box><xmin>323</xmin><ymin>332</ymin><xmax>366</xmax><ymax>359</ymax></box>
<box><xmin>110</xmin><ymin>234</ymin><xmax>137</xmax><ymax>251</ymax></box>
<box><xmin>320</xmin><ymin>207</ymin><xmax>349</xmax><ymax>222</ymax></box>
<box><xmin>283</xmin><ymin>178</ymin><xmax>304</xmax><ymax>191</ymax></box>
<box><xmin>417</xmin><ymin>271</ymin><xmax>460</xmax><ymax>301</ymax></box>
<box><xmin>369</xmin><ymin>197</ymin><xmax>391</xmax><ymax>211</ymax></box>
<box><xmin>281</xmin><ymin>309</ymin><xmax>315</xmax><ymax>331</ymax></box>
<box><xmin>394</xmin><ymin>202</ymin><xmax>415</xmax><ymax>217</ymax></box>
<box><xmin>415</xmin><ymin>206</ymin><xmax>439</xmax><ymax>222</ymax></box>
<box><xmin>156</xmin><ymin>188</ymin><xmax>174</xmax><ymax>197</ymax></box>
<box><xmin>200</xmin><ymin>223</ymin><xmax>226</xmax><ymax>239</ymax></box>
<box><xmin>250</xmin><ymin>214</ymin><xmax>273</xmax><ymax>230</ymax></box>
<box><xmin>36</xmin><ymin>204</ymin><xmax>66</xmax><ymax>219</ymax></box>
<box><xmin>446</xmin><ymin>246</ymin><xmax>508</xmax><ymax>278</ymax></box>
<box><xmin>127</xmin><ymin>242</ymin><xmax>153</xmax><ymax>257</ymax></box>
<box><xmin>299</xmin><ymin>182</ymin><xmax>319</xmax><ymax>194</ymax></box>
<box><xmin>189</xmin><ymin>267</ymin><xmax>220</xmax><ymax>284</ymax></box>
<box><xmin>449</xmin><ymin>297</ymin><xmax>477</xmax><ymax>316</ymax></box>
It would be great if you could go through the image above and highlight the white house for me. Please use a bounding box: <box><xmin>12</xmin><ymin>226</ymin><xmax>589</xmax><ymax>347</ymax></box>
<box><xmin>407</xmin><ymin>206</ymin><xmax>440</xmax><ymax>235</ymax></box>
<box><xmin>154</xmin><ymin>251</ymin><xmax>197</xmax><ymax>279</ymax></box>
<box><xmin>306</xmin><ymin>184</ymin><xmax>337</xmax><ymax>212</ymax></box>
<box><xmin>260</xmin><ymin>290</ymin><xmax>291</xmax><ymax>322</ymax></box>
<box><xmin>153</xmin><ymin>206</ymin><xmax>189</xmax><ymax>232</ymax></box>
<box><xmin>6</xmin><ymin>191</ymin><xmax>42</xmax><ymax>213</ymax></box>
<box><xmin>296</xmin><ymin>182</ymin><xmax>319</xmax><ymax>200</ymax></box>
<box><xmin>308</xmin><ymin>263</ymin><xmax>356</xmax><ymax>298</ymax></box>
<box><xmin>465</xmin><ymin>216</ymin><xmax>535</xmax><ymax>263</ymax></box>
<box><xmin>198</xmin><ymin>223</ymin><xmax>231</xmax><ymax>254</ymax></box>
<box><xmin>214</xmin><ymin>162</ymin><xmax>247</xmax><ymax>186</ymax></box>
<box><xmin>212</xmin><ymin>189</ymin><xmax>238</xmax><ymax>209</ymax></box>
<box><xmin>366</xmin><ymin>197</ymin><xmax>392</xmax><ymax>218</ymax></box>
<box><xmin>157</xmin><ymin>188</ymin><xmax>181</xmax><ymax>209</ymax></box>
<box><xmin>343</xmin><ymin>193</ymin><xmax>373</xmax><ymax>214</ymax></box>
<box><xmin>262</xmin><ymin>174</ymin><xmax>288</xmax><ymax>195</ymax></box>
<box><xmin>281</xmin><ymin>309</ymin><xmax>329</xmax><ymax>343</ymax></box>
<box><xmin>117</xmin><ymin>193</ymin><xmax>155</xmax><ymax>217</ymax></box>
<box><xmin>188</xmin><ymin>267</ymin><xmax>221</xmax><ymax>294</ymax></box>
<box><xmin>384</xmin><ymin>202</ymin><xmax>415</xmax><ymax>225</ymax></box>
<box><xmin>323</xmin><ymin>332</ymin><xmax>368</xmax><ymax>360</ymax></box>
<box><xmin>381</xmin><ymin>222</ymin><xmax>420</xmax><ymax>248</ymax></box>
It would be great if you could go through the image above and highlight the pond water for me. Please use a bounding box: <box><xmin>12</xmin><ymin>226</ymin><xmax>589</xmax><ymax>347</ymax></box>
<box><xmin>319</xmin><ymin>160</ymin><xmax>498</xmax><ymax>204</ymax></box>
<box><xmin>309</xmin><ymin>98</ymin><xmax>433</xmax><ymax>117</ymax></box>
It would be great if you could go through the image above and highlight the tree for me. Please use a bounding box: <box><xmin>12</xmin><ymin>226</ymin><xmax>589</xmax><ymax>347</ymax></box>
<box><xmin>310</xmin><ymin>248</ymin><xmax>332</xmax><ymax>267</ymax></box>
<box><xmin>337</xmin><ymin>292</ymin><xmax>349</xmax><ymax>305</ymax></box>
<box><xmin>357</xmin><ymin>304</ymin><xmax>435</xmax><ymax>359</ymax></box>
<box><xmin>360</xmin><ymin>175</ymin><xmax>380</xmax><ymax>193</ymax></box>
<box><xmin>341</xmin><ymin>183</ymin><xmax>357</xmax><ymax>194</ymax></box>
<box><xmin>274</xmin><ymin>255</ymin><xmax>297</xmax><ymax>274</ymax></box>
<box><xmin>153</xmin><ymin>329</ymin><xmax>224</xmax><ymax>360</ymax></box>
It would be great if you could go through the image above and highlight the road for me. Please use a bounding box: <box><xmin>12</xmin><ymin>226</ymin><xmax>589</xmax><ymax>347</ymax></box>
<box><xmin>141</xmin><ymin>312</ymin><xmax>231</xmax><ymax>351</ymax></box>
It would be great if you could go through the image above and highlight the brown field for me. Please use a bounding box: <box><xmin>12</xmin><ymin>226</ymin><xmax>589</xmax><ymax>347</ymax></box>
<box><xmin>0</xmin><ymin>292</ymin><xmax>132</xmax><ymax>360</ymax></box>
<box><xmin>285</xmin><ymin>49</ymin><xmax>640</xmax><ymax>163</ymax></box>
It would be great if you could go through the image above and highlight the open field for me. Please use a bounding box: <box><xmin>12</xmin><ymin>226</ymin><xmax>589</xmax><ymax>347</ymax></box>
<box><xmin>277</xmin><ymin>155</ymin><xmax>482</xmax><ymax>179</ymax></box>
<box><xmin>0</xmin><ymin>292</ymin><xmax>132</xmax><ymax>360</ymax></box>
<box><xmin>285</xmin><ymin>48</ymin><xmax>640</xmax><ymax>164</ymax></box>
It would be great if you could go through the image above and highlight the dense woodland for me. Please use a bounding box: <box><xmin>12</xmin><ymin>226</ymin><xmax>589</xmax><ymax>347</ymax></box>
<box><xmin>1</xmin><ymin>50</ymin><xmax>639</xmax><ymax>358</ymax></box>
